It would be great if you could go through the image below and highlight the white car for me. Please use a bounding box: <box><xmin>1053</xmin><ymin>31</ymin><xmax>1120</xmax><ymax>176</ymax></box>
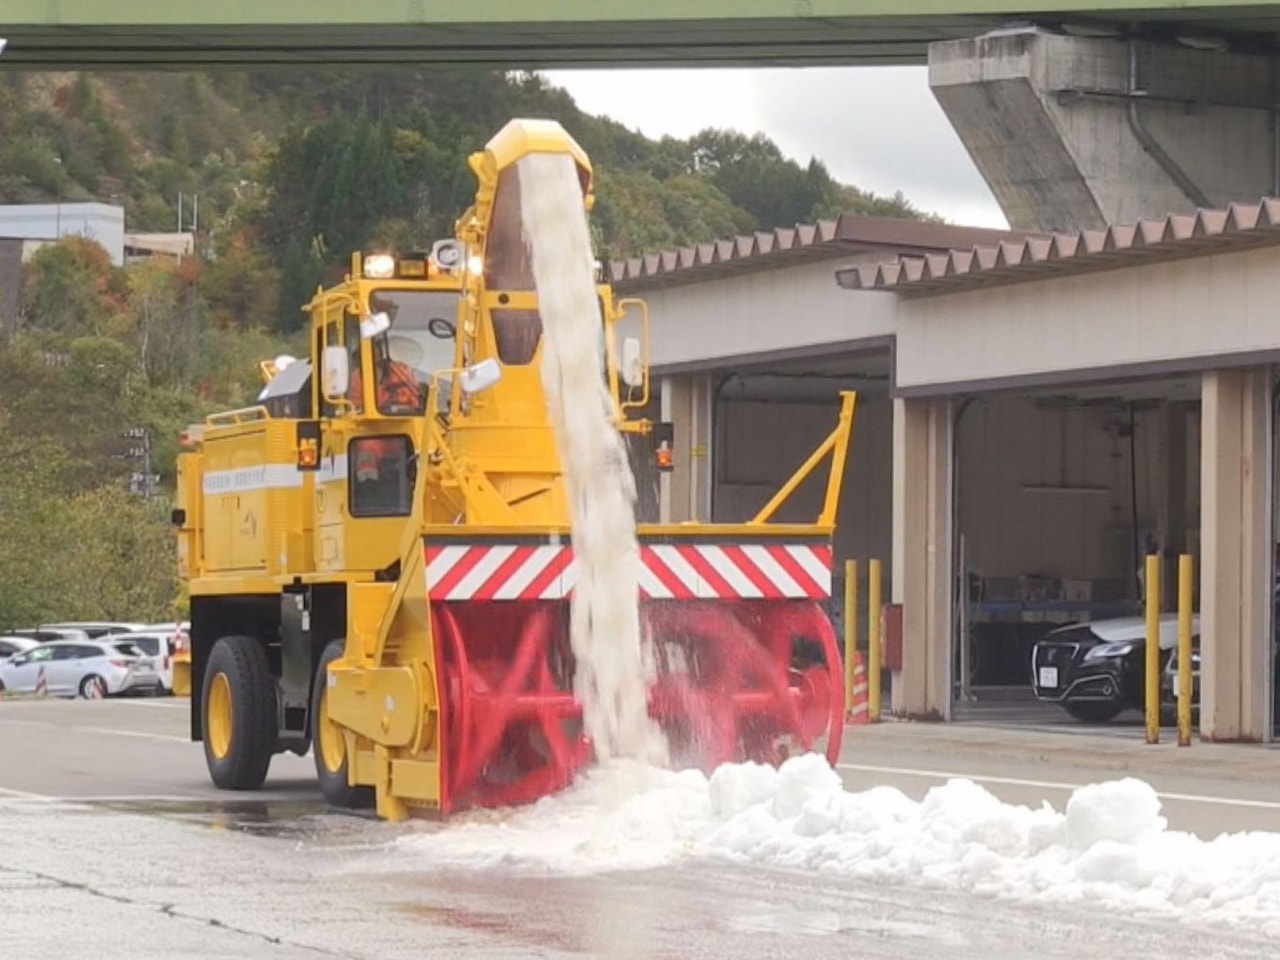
<box><xmin>0</xmin><ymin>639</ymin><xmax>161</xmax><ymax>698</ymax></box>
<box><xmin>5</xmin><ymin>627</ymin><xmax>91</xmax><ymax>643</ymax></box>
<box><xmin>108</xmin><ymin>630</ymin><xmax>184</xmax><ymax>693</ymax></box>
<box><xmin>38</xmin><ymin>621</ymin><xmax>149</xmax><ymax>639</ymax></box>
<box><xmin>0</xmin><ymin>636</ymin><xmax>39</xmax><ymax>659</ymax></box>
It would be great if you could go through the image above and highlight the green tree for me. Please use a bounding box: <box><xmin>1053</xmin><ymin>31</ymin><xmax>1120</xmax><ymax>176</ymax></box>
<box><xmin>275</xmin><ymin>236</ymin><xmax>320</xmax><ymax>334</ymax></box>
<box><xmin>126</xmin><ymin>258</ymin><xmax>200</xmax><ymax>386</ymax></box>
<box><xmin>20</xmin><ymin>237</ymin><xmax>126</xmax><ymax>338</ymax></box>
<box><xmin>63</xmin><ymin>486</ymin><xmax>179</xmax><ymax>621</ymax></box>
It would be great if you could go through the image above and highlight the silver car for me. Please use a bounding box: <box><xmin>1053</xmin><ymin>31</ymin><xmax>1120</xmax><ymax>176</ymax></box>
<box><xmin>0</xmin><ymin>639</ymin><xmax>161</xmax><ymax>698</ymax></box>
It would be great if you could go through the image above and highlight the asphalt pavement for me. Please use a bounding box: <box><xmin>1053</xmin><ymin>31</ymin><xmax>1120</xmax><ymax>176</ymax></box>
<box><xmin>3</xmin><ymin>697</ymin><xmax>1280</xmax><ymax>958</ymax></box>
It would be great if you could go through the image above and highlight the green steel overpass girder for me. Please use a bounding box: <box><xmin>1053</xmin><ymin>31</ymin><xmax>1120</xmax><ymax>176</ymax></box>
<box><xmin>5</xmin><ymin>2</ymin><xmax>1280</xmax><ymax>68</ymax></box>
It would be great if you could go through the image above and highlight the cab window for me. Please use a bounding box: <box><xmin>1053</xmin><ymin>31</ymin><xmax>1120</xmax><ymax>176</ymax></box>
<box><xmin>344</xmin><ymin>316</ymin><xmax>364</xmax><ymax>414</ymax></box>
<box><xmin>367</xmin><ymin>290</ymin><xmax>455</xmax><ymax>416</ymax></box>
<box><xmin>349</xmin><ymin>435</ymin><xmax>414</xmax><ymax>517</ymax></box>
<box><xmin>484</xmin><ymin>166</ymin><xmax>543</xmax><ymax>366</ymax></box>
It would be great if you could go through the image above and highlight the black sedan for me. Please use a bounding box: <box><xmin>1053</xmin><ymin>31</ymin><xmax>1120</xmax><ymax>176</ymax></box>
<box><xmin>1030</xmin><ymin>615</ymin><xmax>1199</xmax><ymax>723</ymax></box>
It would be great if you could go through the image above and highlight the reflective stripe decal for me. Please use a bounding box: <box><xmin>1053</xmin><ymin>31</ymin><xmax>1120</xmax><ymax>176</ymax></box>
<box><xmin>201</xmin><ymin>464</ymin><xmax>303</xmax><ymax>495</ymax></box>
<box><xmin>424</xmin><ymin>543</ymin><xmax>832</xmax><ymax>601</ymax></box>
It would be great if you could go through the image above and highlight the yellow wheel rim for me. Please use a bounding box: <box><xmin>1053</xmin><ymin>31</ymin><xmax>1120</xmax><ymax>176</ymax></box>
<box><xmin>317</xmin><ymin>683</ymin><xmax>346</xmax><ymax>775</ymax></box>
<box><xmin>207</xmin><ymin>672</ymin><xmax>232</xmax><ymax>761</ymax></box>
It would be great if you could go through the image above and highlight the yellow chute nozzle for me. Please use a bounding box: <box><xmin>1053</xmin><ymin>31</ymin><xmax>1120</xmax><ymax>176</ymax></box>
<box><xmin>469</xmin><ymin>118</ymin><xmax>595</xmax><ymax>210</ymax></box>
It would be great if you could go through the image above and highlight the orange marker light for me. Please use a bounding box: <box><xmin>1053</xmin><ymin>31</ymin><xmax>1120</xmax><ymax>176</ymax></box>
<box><xmin>298</xmin><ymin>440</ymin><xmax>319</xmax><ymax>469</ymax></box>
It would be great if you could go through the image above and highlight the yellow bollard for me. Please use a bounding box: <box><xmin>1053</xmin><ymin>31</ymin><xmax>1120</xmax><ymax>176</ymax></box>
<box><xmin>868</xmin><ymin>558</ymin><xmax>882</xmax><ymax>722</ymax></box>
<box><xmin>172</xmin><ymin>649</ymin><xmax>192</xmax><ymax>697</ymax></box>
<box><xmin>1144</xmin><ymin>554</ymin><xmax>1161</xmax><ymax>744</ymax></box>
<box><xmin>1177</xmin><ymin>554</ymin><xmax>1194</xmax><ymax>747</ymax></box>
<box><xmin>844</xmin><ymin>559</ymin><xmax>857</xmax><ymax>711</ymax></box>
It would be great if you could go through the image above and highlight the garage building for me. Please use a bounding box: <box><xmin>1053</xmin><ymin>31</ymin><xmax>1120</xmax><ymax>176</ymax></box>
<box><xmin>611</xmin><ymin>201</ymin><xmax>1280</xmax><ymax>742</ymax></box>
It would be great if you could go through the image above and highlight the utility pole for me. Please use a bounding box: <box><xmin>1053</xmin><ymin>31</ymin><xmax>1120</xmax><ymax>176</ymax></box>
<box><xmin>122</xmin><ymin>428</ymin><xmax>158</xmax><ymax>498</ymax></box>
<box><xmin>54</xmin><ymin>156</ymin><xmax>63</xmax><ymax>239</ymax></box>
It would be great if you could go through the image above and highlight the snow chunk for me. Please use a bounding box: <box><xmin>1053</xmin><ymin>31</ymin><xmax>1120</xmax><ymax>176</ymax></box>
<box><xmin>1066</xmin><ymin>778</ymin><xmax>1165</xmax><ymax>849</ymax></box>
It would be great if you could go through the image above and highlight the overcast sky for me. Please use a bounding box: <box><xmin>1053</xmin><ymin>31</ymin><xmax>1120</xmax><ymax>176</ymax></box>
<box><xmin>541</xmin><ymin>66</ymin><xmax>1008</xmax><ymax>229</ymax></box>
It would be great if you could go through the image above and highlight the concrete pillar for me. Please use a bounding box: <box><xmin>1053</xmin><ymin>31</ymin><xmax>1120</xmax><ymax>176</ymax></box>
<box><xmin>891</xmin><ymin>396</ymin><xmax>952</xmax><ymax>720</ymax></box>
<box><xmin>1199</xmin><ymin>369</ymin><xmax>1271</xmax><ymax>742</ymax></box>
<box><xmin>929</xmin><ymin>31</ymin><xmax>1279</xmax><ymax>232</ymax></box>
<box><xmin>659</xmin><ymin>374</ymin><xmax>712</xmax><ymax>524</ymax></box>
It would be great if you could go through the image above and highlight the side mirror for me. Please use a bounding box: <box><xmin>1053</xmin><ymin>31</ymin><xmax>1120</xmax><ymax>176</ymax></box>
<box><xmin>360</xmin><ymin>312</ymin><xmax>391</xmax><ymax>340</ymax></box>
<box><xmin>459</xmin><ymin>358</ymin><xmax>502</xmax><ymax>395</ymax></box>
<box><xmin>621</xmin><ymin>336</ymin><xmax>644</xmax><ymax>388</ymax></box>
<box><xmin>321</xmin><ymin>346</ymin><xmax>350</xmax><ymax>399</ymax></box>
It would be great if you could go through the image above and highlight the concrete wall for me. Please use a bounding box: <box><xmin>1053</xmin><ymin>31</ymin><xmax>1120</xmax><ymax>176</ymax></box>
<box><xmin>895</xmin><ymin>245</ymin><xmax>1280</xmax><ymax>394</ymax></box>
<box><xmin>930</xmin><ymin>32</ymin><xmax>1278</xmax><ymax>232</ymax></box>
<box><xmin>713</xmin><ymin>395</ymin><xmax>893</xmax><ymax>572</ymax></box>
<box><xmin>0</xmin><ymin>238</ymin><xmax>19</xmax><ymax>341</ymax></box>
<box><xmin>639</xmin><ymin>257</ymin><xmax>897</xmax><ymax>373</ymax></box>
<box><xmin>957</xmin><ymin>396</ymin><xmax>1199</xmax><ymax>589</ymax></box>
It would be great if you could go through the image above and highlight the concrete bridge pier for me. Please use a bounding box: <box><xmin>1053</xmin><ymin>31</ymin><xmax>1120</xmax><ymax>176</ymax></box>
<box><xmin>928</xmin><ymin>29</ymin><xmax>1280</xmax><ymax>232</ymax></box>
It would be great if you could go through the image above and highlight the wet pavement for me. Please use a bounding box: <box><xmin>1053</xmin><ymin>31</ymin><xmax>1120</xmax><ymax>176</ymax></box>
<box><xmin>4</xmin><ymin>698</ymin><xmax>1280</xmax><ymax>957</ymax></box>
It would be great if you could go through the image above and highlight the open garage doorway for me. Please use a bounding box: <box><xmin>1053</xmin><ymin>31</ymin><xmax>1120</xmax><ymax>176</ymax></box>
<box><xmin>709</xmin><ymin>348</ymin><xmax>894</xmax><ymax>685</ymax></box>
<box><xmin>952</xmin><ymin>377</ymin><xmax>1201</xmax><ymax>732</ymax></box>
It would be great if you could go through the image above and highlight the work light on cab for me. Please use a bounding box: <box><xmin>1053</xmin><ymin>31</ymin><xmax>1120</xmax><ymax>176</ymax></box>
<box><xmin>361</xmin><ymin>253</ymin><xmax>396</xmax><ymax>278</ymax></box>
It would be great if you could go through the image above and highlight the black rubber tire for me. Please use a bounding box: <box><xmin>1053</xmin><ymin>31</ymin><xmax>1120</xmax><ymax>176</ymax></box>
<box><xmin>203</xmin><ymin>635</ymin><xmax>277</xmax><ymax>791</ymax></box>
<box><xmin>79</xmin><ymin>674</ymin><xmax>106</xmax><ymax>699</ymax></box>
<box><xmin>311</xmin><ymin>641</ymin><xmax>374</xmax><ymax>809</ymax></box>
<box><xmin>1064</xmin><ymin>700</ymin><xmax>1123</xmax><ymax>724</ymax></box>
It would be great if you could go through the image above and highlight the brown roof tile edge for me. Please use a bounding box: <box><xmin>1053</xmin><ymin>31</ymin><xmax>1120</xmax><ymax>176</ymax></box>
<box><xmin>835</xmin><ymin>198</ymin><xmax>1280</xmax><ymax>296</ymax></box>
<box><xmin>605</xmin><ymin>214</ymin><xmax>1024</xmax><ymax>287</ymax></box>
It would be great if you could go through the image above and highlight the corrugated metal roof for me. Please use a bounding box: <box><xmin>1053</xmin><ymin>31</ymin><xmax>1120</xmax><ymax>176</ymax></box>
<box><xmin>835</xmin><ymin>199</ymin><xmax>1280</xmax><ymax>297</ymax></box>
<box><xmin>607</xmin><ymin>215</ymin><xmax>1021</xmax><ymax>292</ymax></box>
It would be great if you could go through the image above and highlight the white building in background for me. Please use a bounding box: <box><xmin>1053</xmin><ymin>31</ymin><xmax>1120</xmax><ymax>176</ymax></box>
<box><xmin>124</xmin><ymin>231</ymin><xmax>194</xmax><ymax>264</ymax></box>
<box><xmin>0</xmin><ymin>202</ymin><xmax>126</xmax><ymax>265</ymax></box>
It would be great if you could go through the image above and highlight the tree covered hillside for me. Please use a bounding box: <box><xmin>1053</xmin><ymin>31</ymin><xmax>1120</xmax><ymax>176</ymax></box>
<box><xmin>0</xmin><ymin>68</ymin><xmax>937</xmax><ymax>626</ymax></box>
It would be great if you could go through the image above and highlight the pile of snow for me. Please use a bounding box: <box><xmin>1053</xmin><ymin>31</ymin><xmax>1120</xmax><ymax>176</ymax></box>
<box><xmin>398</xmin><ymin>754</ymin><xmax>1280</xmax><ymax>933</ymax></box>
<box><xmin>518</xmin><ymin>149</ymin><xmax>667</xmax><ymax>766</ymax></box>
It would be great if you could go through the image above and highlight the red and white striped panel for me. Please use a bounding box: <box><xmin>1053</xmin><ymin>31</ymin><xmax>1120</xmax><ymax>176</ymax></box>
<box><xmin>424</xmin><ymin>543</ymin><xmax>831</xmax><ymax>602</ymax></box>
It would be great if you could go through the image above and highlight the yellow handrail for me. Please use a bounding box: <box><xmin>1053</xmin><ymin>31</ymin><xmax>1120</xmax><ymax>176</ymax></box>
<box><xmin>750</xmin><ymin>391</ymin><xmax>857</xmax><ymax>527</ymax></box>
<box><xmin>205</xmin><ymin>406</ymin><xmax>270</xmax><ymax>427</ymax></box>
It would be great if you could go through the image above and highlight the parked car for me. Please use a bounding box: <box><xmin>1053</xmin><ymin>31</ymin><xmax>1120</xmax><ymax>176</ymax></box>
<box><xmin>5</xmin><ymin>627</ymin><xmax>91</xmax><ymax>643</ymax></box>
<box><xmin>108</xmin><ymin>629</ymin><xmax>183</xmax><ymax>693</ymax></box>
<box><xmin>1163</xmin><ymin>642</ymin><xmax>1201</xmax><ymax>710</ymax></box>
<box><xmin>37</xmin><ymin>621</ymin><xmax>149</xmax><ymax>639</ymax></box>
<box><xmin>0</xmin><ymin>636</ymin><xmax>39</xmax><ymax>659</ymax></box>
<box><xmin>0</xmin><ymin>639</ymin><xmax>161</xmax><ymax>698</ymax></box>
<box><xmin>1030</xmin><ymin>614</ymin><xmax>1200</xmax><ymax>723</ymax></box>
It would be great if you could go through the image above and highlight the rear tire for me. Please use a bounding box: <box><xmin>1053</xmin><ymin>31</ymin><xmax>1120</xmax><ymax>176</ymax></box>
<box><xmin>1064</xmin><ymin>700</ymin><xmax>1123</xmax><ymax>724</ymax></box>
<box><xmin>203</xmin><ymin>636</ymin><xmax>276</xmax><ymax>791</ymax></box>
<box><xmin>79</xmin><ymin>674</ymin><xmax>106</xmax><ymax>699</ymax></box>
<box><xmin>311</xmin><ymin>641</ymin><xmax>373</xmax><ymax>810</ymax></box>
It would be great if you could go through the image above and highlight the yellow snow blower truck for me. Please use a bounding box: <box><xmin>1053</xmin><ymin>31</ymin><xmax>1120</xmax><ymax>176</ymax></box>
<box><xmin>173</xmin><ymin>118</ymin><xmax>856</xmax><ymax>820</ymax></box>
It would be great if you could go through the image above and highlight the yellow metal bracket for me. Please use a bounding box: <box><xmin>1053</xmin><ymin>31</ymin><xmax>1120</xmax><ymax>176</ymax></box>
<box><xmin>750</xmin><ymin>391</ymin><xmax>857</xmax><ymax>528</ymax></box>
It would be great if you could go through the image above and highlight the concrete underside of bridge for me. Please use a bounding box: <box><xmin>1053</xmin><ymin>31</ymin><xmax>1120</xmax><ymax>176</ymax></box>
<box><xmin>7</xmin><ymin>2</ymin><xmax>1280</xmax><ymax>68</ymax></box>
<box><xmin>931</xmin><ymin>30</ymin><xmax>1280</xmax><ymax>232</ymax></box>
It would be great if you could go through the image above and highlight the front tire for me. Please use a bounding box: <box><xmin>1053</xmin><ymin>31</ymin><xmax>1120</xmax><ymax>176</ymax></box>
<box><xmin>203</xmin><ymin>635</ymin><xmax>277</xmax><ymax>791</ymax></box>
<box><xmin>311</xmin><ymin>640</ymin><xmax>373</xmax><ymax>809</ymax></box>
